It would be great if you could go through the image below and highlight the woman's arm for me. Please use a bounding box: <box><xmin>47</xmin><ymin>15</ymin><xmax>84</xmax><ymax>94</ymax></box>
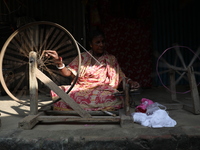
<box><xmin>44</xmin><ymin>50</ymin><xmax>75</xmax><ymax>78</ymax></box>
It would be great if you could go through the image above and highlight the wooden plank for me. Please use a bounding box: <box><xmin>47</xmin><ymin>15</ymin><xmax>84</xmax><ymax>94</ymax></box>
<box><xmin>187</xmin><ymin>67</ymin><xmax>200</xmax><ymax>114</ymax></box>
<box><xmin>29</xmin><ymin>51</ymin><xmax>38</xmax><ymax>115</ymax></box>
<box><xmin>44</xmin><ymin>110</ymin><xmax>119</xmax><ymax>116</ymax></box>
<box><xmin>18</xmin><ymin>112</ymin><xmax>44</xmax><ymax>130</ymax></box>
<box><xmin>37</xmin><ymin>115</ymin><xmax>120</xmax><ymax>123</ymax></box>
<box><xmin>124</xmin><ymin>82</ymin><xmax>130</xmax><ymax>116</ymax></box>
<box><xmin>35</xmin><ymin>68</ymin><xmax>91</xmax><ymax>118</ymax></box>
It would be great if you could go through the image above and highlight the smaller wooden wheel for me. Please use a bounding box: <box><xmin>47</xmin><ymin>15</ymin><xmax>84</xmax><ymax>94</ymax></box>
<box><xmin>156</xmin><ymin>45</ymin><xmax>200</xmax><ymax>93</ymax></box>
<box><xmin>0</xmin><ymin>21</ymin><xmax>81</xmax><ymax>106</ymax></box>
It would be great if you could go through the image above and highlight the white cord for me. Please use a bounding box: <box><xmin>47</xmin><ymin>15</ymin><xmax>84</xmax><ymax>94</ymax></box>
<box><xmin>76</xmin><ymin>41</ymin><xmax>102</xmax><ymax>65</ymax></box>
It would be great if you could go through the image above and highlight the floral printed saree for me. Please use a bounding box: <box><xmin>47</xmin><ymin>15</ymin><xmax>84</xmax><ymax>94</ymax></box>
<box><xmin>51</xmin><ymin>51</ymin><xmax>125</xmax><ymax>111</ymax></box>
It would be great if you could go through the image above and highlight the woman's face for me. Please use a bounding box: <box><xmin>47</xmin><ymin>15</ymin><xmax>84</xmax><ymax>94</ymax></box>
<box><xmin>90</xmin><ymin>35</ymin><xmax>105</xmax><ymax>56</ymax></box>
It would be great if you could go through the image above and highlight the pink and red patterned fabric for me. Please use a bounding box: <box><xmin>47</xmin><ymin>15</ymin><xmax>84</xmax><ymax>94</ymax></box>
<box><xmin>52</xmin><ymin>51</ymin><xmax>125</xmax><ymax>111</ymax></box>
<box><xmin>89</xmin><ymin>0</ymin><xmax>153</xmax><ymax>87</ymax></box>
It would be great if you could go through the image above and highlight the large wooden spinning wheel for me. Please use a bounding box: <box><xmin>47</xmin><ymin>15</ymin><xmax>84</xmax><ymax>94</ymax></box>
<box><xmin>0</xmin><ymin>21</ymin><xmax>81</xmax><ymax>106</ymax></box>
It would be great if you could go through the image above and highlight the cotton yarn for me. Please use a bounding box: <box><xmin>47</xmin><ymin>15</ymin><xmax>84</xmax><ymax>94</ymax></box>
<box><xmin>132</xmin><ymin>109</ymin><xmax>177</xmax><ymax>128</ymax></box>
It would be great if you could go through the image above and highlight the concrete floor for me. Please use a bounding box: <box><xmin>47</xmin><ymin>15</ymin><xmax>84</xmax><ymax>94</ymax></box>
<box><xmin>0</xmin><ymin>86</ymin><xmax>200</xmax><ymax>150</ymax></box>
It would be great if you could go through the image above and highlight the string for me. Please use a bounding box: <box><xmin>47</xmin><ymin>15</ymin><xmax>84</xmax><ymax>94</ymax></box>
<box><xmin>76</xmin><ymin>41</ymin><xmax>102</xmax><ymax>65</ymax></box>
<box><xmin>156</xmin><ymin>45</ymin><xmax>200</xmax><ymax>94</ymax></box>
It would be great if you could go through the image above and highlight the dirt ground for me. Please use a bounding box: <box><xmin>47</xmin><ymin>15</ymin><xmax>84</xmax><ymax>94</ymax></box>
<box><xmin>0</xmin><ymin>86</ymin><xmax>200</xmax><ymax>150</ymax></box>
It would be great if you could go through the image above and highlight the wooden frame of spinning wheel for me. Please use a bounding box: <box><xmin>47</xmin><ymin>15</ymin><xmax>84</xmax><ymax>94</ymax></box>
<box><xmin>0</xmin><ymin>21</ymin><xmax>133</xmax><ymax>129</ymax></box>
<box><xmin>157</xmin><ymin>45</ymin><xmax>200</xmax><ymax>115</ymax></box>
<box><xmin>18</xmin><ymin>51</ymin><xmax>133</xmax><ymax>129</ymax></box>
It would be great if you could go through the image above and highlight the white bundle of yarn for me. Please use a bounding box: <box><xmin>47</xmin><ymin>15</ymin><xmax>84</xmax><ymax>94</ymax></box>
<box><xmin>133</xmin><ymin>109</ymin><xmax>177</xmax><ymax>128</ymax></box>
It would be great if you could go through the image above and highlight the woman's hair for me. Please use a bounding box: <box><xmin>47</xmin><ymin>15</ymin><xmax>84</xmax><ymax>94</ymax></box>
<box><xmin>88</xmin><ymin>28</ymin><xmax>105</xmax><ymax>42</ymax></box>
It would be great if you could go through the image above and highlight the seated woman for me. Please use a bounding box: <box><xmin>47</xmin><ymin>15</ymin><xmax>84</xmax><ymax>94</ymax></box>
<box><xmin>45</xmin><ymin>29</ymin><xmax>140</xmax><ymax>111</ymax></box>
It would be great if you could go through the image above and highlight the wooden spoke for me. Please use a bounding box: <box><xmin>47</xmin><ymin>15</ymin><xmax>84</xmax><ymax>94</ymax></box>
<box><xmin>174</xmin><ymin>46</ymin><xmax>187</xmax><ymax>69</ymax></box>
<box><xmin>157</xmin><ymin>69</ymin><xmax>170</xmax><ymax>75</ymax></box>
<box><xmin>175</xmin><ymin>71</ymin><xmax>187</xmax><ymax>84</ymax></box>
<box><xmin>188</xmin><ymin>47</ymin><xmax>200</xmax><ymax>68</ymax></box>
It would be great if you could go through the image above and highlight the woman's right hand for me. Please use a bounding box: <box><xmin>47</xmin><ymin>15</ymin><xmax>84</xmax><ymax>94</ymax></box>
<box><xmin>44</xmin><ymin>50</ymin><xmax>73</xmax><ymax>77</ymax></box>
<box><xmin>44</xmin><ymin>50</ymin><xmax>59</xmax><ymax>59</ymax></box>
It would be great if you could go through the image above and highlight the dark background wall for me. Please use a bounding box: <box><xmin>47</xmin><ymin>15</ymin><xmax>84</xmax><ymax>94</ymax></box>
<box><xmin>0</xmin><ymin>0</ymin><xmax>85</xmax><ymax>46</ymax></box>
<box><xmin>87</xmin><ymin>0</ymin><xmax>153</xmax><ymax>87</ymax></box>
<box><xmin>152</xmin><ymin>0</ymin><xmax>200</xmax><ymax>86</ymax></box>
<box><xmin>0</xmin><ymin>0</ymin><xmax>199</xmax><ymax>88</ymax></box>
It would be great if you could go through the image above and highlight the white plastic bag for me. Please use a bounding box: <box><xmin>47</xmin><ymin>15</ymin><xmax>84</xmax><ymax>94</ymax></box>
<box><xmin>146</xmin><ymin>102</ymin><xmax>166</xmax><ymax>115</ymax></box>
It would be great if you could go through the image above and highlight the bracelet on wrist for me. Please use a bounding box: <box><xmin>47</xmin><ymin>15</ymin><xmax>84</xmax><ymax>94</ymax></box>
<box><xmin>56</xmin><ymin>63</ymin><xmax>65</xmax><ymax>69</ymax></box>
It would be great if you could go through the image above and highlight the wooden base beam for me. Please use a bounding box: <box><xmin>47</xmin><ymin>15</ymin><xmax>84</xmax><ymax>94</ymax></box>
<box><xmin>18</xmin><ymin>112</ymin><xmax>44</xmax><ymax>130</ymax></box>
<box><xmin>119</xmin><ymin>109</ymin><xmax>134</xmax><ymax>128</ymax></box>
<box><xmin>18</xmin><ymin>109</ymin><xmax>135</xmax><ymax>129</ymax></box>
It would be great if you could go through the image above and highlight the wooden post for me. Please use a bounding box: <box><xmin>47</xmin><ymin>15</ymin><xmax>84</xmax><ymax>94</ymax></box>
<box><xmin>169</xmin><ymin>69</ymin><xmax>177</xmax><ymax>102</ymax></box>
<box><xmin>119</xmin><ymin>109</ymin><xmax>133</xmax><ymax>128</ymax></box>
<box><xmin>184</xmin><ymin>67</ymin><xmax>200</xmax><ymax>114</ymax></box>
<box><xmin>124</xmin><ymin>83</ymin><xmax>130</xmax><ymax>116</ymax></box>
<box><xmin>29</xmin><ymin>51</ymin><xmax>38</xmax><ymax>115</ymax></box>
<box><xmin>122</xmin><ymin>78</ymin><xmax>130</xmax><ymax>116</ymax></box>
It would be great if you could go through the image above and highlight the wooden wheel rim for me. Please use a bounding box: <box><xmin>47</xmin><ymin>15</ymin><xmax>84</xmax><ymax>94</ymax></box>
<box><xmin>0</xmin><ymin>21</ymin><xmax>81</xmax><ymax>105</ymax></box>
